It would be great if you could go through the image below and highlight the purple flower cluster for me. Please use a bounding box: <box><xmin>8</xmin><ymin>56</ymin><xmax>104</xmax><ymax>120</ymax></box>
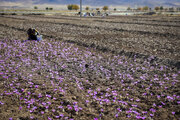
<box><xmin>0</xmin><ymin>38</ymin><xmax>179</xmax><ymax>119</ymax></box>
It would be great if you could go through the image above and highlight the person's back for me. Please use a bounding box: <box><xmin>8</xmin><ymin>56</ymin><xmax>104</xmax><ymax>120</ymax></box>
<box><xmin>27</xmin><ymin>28</ymin><xmax>40</xmax><ymax>40</ymax></box>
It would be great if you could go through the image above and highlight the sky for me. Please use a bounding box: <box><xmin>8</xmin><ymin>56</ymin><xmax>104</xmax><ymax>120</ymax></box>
<box><xmin>0</xmin><ymin>0</ymin><xmax>180</xmax><ymax>10</ymax></box>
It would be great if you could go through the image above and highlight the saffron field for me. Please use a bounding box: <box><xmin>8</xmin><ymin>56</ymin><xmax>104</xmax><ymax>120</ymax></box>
<box><xmin>0</xmin><ymin>15</ymin><xmax>179</xmax><ymax>120</ymax></box>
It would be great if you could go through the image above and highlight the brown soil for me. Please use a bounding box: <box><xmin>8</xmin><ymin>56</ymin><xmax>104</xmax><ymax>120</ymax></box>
<box><xmin>0</xmin><ymin>15</ymin><xmax>179</xmax><ymax>120</ymax></box>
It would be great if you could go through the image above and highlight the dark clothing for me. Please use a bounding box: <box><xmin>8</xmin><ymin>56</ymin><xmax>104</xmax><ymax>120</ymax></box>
<box><xmin>27</xmin><ymin>28</ymin><xmax>40</xmax><ymax>40</ymax></box>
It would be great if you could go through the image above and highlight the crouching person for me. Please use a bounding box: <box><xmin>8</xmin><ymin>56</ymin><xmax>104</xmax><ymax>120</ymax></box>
<box><xmin>27</xmin><ymin>28</ymin><xmax>42</xmax><ymax>41</ymax></box>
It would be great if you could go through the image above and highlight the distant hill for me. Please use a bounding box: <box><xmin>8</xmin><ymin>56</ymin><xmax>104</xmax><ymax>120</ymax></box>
<box><xmin>0</xmin><ymin>0</ymin><xmax>179</xmax><ymax>9</ymax></box>
<box><xmin>39</xmin><ymin>0</ymin><xmax>180</xmax><ymax>7</ymax></box>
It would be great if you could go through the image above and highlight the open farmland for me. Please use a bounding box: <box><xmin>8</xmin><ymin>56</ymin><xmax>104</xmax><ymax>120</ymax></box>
<box><xmin>0</xmin><ymin>15</ymin><xmax>180</xmax><ymax>120</ymax></box>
